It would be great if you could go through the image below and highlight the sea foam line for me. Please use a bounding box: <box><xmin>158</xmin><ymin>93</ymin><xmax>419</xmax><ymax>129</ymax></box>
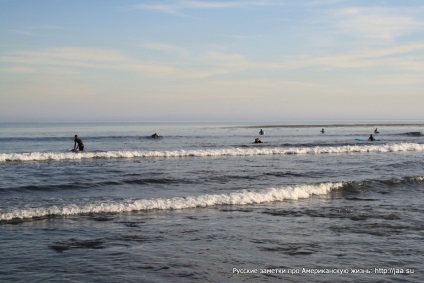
<box><xmin>0</xmin><ymin>182</ymin><xmax>343</xmax><ymax>221</ymax></box>
<box><xmin>1</xmin><ymin>142</ymin><xmax>424</xmax><ymax>162</ymax></box>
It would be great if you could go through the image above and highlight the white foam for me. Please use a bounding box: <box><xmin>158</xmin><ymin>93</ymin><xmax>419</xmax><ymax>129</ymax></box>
<box><xmin>0</xmin><ymin>182</ymin><xmax>343</xmax><ymax>221</ymax></box>
<box><xmin>1</xmin><ymin>142</ymin><xmax>424</xmax><ymax>162</ymax></box>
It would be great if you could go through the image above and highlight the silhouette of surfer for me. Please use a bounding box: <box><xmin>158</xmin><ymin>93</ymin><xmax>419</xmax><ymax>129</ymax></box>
<box><xmin>259</xmin><ymin>129</ymin><xmax>264</xmax><ymax>135</ymax></box>
<box><xmin>321</xmin><ymin>128</ymin><xmax>325</xmax><ymax>134</ymax></box>
<box><xmin>368</xmin><ymin>134</ymin><xmax>375</xmax><ymax>141</ymax></box>
<box><xmin>151</xmin><ymin>133</ymin><xmax>160</xmax><ymax>139</ymax></box>
<box><xmin>74</xmin><ymin>135</ymin><xmax>84</xmax><ymax>151</ymax></box>
<box><xmin>254</xmin><ymin>137</ymin><xmax>262</xmax><ymax>143</ymax></box>
<box><xmin>374</xmin><ymin>128</ymin><xmax>379</xmax><ymax>134</ymax></box>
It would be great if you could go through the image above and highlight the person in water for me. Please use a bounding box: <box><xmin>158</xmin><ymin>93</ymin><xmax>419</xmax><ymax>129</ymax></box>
<box><xmin>254</xmin><ymin>137</ymin><xmax>262</xmax><ymax>143</ymax></box>
<box><xmin>368</xmin><ymin>134</ymin><xmax>375</xmax><ymax>141</ymax></box>
<box><xmin>151</xmin><ymin>133</ymin><xmax>160</xmax><ymax>139</ymax></box>
<box><xmin>74</xmin><ymin>135</ymin><xmax>84</xmax><ymax>151</ymax></box>
<box><xmin>321</xmin><ymin>128</ymin><xmax>325</xmax><ymax>134</ymax></box>
<box><xmin>259</xmin><ymin>129</ymin><xmax>264</xmax><ymax>135</ymax></box>
<box><xmin>374</xmin><ymin>128</ymin><xmax>379</xmax><ymax>134</ymax></box>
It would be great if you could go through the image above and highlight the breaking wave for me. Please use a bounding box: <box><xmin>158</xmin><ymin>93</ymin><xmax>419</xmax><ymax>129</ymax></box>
<box><xmin>1</xmin><ymin>142</ymin><xmax>424</xmax><ymax>162</ymax></box>
<box><xmin>0</xmin><ymin>182</ymin><xmax>343</xmax><ymax>222</ymax></box>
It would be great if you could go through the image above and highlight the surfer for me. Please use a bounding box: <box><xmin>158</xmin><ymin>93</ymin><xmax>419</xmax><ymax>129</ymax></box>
<box><xmin>151</xmin><ymin>133</ymin><xmax>160</xmax><ymax>139</ymax></box>
<box><xmin>368</xmin><ymin>134</ymin><xmax>375</xmax><ymax>141</ymax></box>
<box><xmin>259</xmin><ymin>129</ymin><xmax>264</xmax><ymax>135</ymax></box>
<box><xmin>74</xmin><ymin>135</ymin><xmax>84</xmax><ymax>151</ymax></box>
<box><xmin>321</xmin><ymin>128</ymin><xmax>325</xmax><ymax>134</ymax></box>
<box><xmin>254</xmin><ymin>137</ymin><xmax>262</xmax><ymax>143</ymax></box>
<box><xmin>374</xmin><ymin>128</ymin><xmax>379</xmax><ymax>134</ymax></box>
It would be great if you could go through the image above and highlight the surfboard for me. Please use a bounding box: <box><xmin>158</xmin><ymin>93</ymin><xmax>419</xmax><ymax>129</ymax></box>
<box><xmin>355</xmin><ymin>138</ymin><xmax>381</xmax><ymax>141</ymax></box>
<box><xmin>70</xmin><ymin>149</ymin><xmax>79</xmax><ymax>152</ymax></box>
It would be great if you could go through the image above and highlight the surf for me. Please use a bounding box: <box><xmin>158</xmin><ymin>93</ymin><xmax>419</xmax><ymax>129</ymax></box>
<box><xmin>1</xmin><ymin>142</ymin><xmax>424</xmax><ymax>162</ymax></box>
<box><xmin>2</xmin><ymin>175</ymin><xmax>424</xmax><ymax>223</ymax></box>
<box><xmin>0</xmin><ymin>182</ymin><xmax>344</xmax><ymax>222</ymax></box>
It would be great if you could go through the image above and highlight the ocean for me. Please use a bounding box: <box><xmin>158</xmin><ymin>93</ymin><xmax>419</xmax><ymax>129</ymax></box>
<box><xmin>0</xmin><ymin>121</ymin><xmax>423</xmax><ymax>282</ymax></box>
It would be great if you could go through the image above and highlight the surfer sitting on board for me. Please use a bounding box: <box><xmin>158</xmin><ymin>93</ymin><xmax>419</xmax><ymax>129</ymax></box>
<box><xmin>151</xmin><ymin>133</ymin><xmax>160</xmax><ymax>139</ymax></box>
<box><xmin>374</xmin><ymin>128</ymin><xmax>379</xmax><ymax>134</ymax></box>
<box><xmin>321</xmin><ymin>128</ymin><xmax>325</xmax><ymax>134</ymax></box>
<box><xmin>74</xmin><ymin>135</ymin><xmax>84</xmax><ymax>151</ymax></box>
<box><xmin>368</xmin><ymin>134</ymin><xmax>375</xmax><ymax>141</ymax></box>
<box><xmin>254</xmin><ymin>137</ymin><xmax>262</xmax><ymax>143</ymax></box>
<box><xmin>259</xmin><ymin>129</ymin><xmax>264</xmax><ymax>135</ymax></box>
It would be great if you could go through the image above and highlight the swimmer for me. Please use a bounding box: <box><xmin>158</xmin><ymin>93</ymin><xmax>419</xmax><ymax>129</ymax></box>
<box><xmin>254</xmin><ymin>137</ymin><xmax>262</xmax><ymax>143</ymax></box>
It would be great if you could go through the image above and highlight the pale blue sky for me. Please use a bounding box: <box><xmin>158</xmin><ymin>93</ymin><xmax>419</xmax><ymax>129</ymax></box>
<box><xmin>1</xmin><ymin>0</ymin><xmax>423</xmax><ymax>121</ymax></box>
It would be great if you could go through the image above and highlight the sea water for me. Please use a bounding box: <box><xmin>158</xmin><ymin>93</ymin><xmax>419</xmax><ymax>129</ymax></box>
<box><xmin>0</xmin><ymin>121</ymin><xmax>423</xmax><ymax>282</ymax></box>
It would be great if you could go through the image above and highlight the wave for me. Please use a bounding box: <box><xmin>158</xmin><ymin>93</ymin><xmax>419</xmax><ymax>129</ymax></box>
<box><xmin>344</xmin><ymin>176</ymin><xmax>424</xmax><ymax>192</ymax></box>
<box><xmin>0</xmin><ymin>182</ymin><xmax>344</xmax><ymax>222</ymax></box>
<box><xmin>402</xmin><ymin>132</ymin><xmax>424</xmax><ymax>137</ymax></box>
<box><xmin>0</xmin><ymin>137</ymin><xmax>69</xmax><ymax>142</ymax></box>
<box><xmin>2</xmin><ymin>176</ymin><xmax>423</xmax><ymax>223</ymax></box>
<box><xmin>0</xmin><ymin>179</ymin><xmax>192</xmax><ymax>195</ymax></box>
<box><xmin>1</xmin><ymin>142</ymin><xmax>424</xmax><ymax>162</ymax></box>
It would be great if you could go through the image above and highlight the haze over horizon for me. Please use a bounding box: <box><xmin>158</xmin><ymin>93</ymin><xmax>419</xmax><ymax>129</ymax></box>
<box><xmin>1</xmin><ymin>0</ymin><xmax>423</xmax><ymax>122</ymax></box>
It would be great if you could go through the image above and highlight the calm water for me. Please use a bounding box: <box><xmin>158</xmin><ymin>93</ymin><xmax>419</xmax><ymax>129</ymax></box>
<box><xmin>1</xmin><ymin>121</ymin><xmax>423</xmax><ymax>282</ymax></box>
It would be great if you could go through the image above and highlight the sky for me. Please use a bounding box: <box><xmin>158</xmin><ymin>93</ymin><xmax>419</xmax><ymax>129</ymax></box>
<box><xmin>0</xmin><ymin>0</ymin><xmax>423</xmax><ymax>122</ymax></box>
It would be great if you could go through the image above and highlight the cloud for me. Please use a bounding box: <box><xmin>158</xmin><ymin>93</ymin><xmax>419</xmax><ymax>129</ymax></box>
<box><xmin>141</xmin><ymin>42</ymin><xmax>178</xmax><ymax>51</ymax></box>
<box><xmin>199</xmin><ymin>43</ymin><xmax>424</xmax><ymax>73</ymax></box>
<box><xmin>0</xmin><ymin>48</ymin><xmax>126</xmax><ymax>66</ymax></box>
<box><xmin>2</xmin><ymin>41</ymin><xmax>423</xmax><ymax>82</ymax></box>
<box><xmin>140</xmin><ymin>42</ymin><xmax>188</xmax><ymax>55</ymax></box>
<box><xmin>0</xmin><ymin>47</ymin><xmax>264</xmax><ymax>79</ymax></box>
<box><xmin>9</xmin><ymin>29</ymin><xmax>42</xmax><ymax>37</ymax></box>
<box><xmin>9</xmin><ymin>25</ymin><xmax>66</xmax><ymax>37</ymax></box>
<box><xmin>221</xmin><ymin>34</ymin><xmax>263</xmax><ymax>40</ymax></box>
<box><xmin>274</xmin><ymin>42</ymin><xmax>424</xmax><ymax>71</ymax></box>
<box><xmin>0</xmin><ymin>66</ymin><xmax>37</xmax><ymax>73</ymax></box>
<box><xmin>135</xmin><ymin>0</ymin><xmax>286</xmax><ymax>15</ymax></box>
<box><xmin>135</xmin><ymin>3</ymin><xmax>182</xmax><ymax>15</ymax></box>
<box><xmin>0</xmin><ymin>47</ymin><xmax>177</xmax><ymax>77</ymax></box>
<box><xmin>204</xmin><ymin>51</ymin><xmax>251</xmax><ymax>68</ymax></box>
<box><xmin>373</xmin><ymin>74</ymin><xmax>424</xmax><ymax>85</ymax></box>
<box><xmin>332</xmin><ymin>7</ymin><xmax>424</xmax><ymax>40</ymax></box>
<box><xmin>210</xmin><ymin>78</ymin><xmax>320</xmax><ymax>91</ymax></box>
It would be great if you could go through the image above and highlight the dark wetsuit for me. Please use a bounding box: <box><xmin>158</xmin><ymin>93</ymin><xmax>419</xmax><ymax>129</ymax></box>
<box><xmin>74</xmin><ymin>137</ymin><xmax>84</xmax><ymax>151</ymax></box>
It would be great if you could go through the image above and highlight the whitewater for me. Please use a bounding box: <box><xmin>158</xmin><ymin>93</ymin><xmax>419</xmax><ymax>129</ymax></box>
<box><xmin>2</xmin><ymin>142</ymin><xmax>424</xmax><ymax>162</ymax></box>
<box><xmin>0</xmin><ymin>182</ymin><xmax>344</xmax><ymax>221</ymax></box>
